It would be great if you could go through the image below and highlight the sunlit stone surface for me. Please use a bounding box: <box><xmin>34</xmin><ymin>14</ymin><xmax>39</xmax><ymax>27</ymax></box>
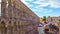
<box><xmin>0</xmin><ymin>0</ymin><xmax>40</xmax><ymax>34</ymax></box>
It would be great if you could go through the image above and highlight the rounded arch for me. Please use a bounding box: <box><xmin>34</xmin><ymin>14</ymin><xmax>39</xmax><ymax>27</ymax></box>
<box><xmin>14</xmin><ymin>21</ymin><xmax>16</xmax><ymax>26</ymax></box>
<box><xmin>1</xmin><ymin>21</ymin><xmax>5</xmax><ymax>27</ymax></box>
<box><xmin>8</xmin><ymin>21</ymin><xmax>12</xmax><ymax>26</ymax></box>
<box><xmin>18</xmin><ymin>21</ymin><xmax>20</xmax><ymax>25</ymax></box>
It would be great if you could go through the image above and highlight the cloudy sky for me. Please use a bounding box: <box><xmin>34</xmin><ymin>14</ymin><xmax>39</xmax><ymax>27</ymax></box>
<box><xmin>21</xmin><ymin>0</ymin><xmax>60</xmax><ymax>17</ymax></box>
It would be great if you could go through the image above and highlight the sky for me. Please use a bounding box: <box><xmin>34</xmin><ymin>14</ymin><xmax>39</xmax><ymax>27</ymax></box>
<box><xmin>21</xmin><ymin>0</ymin><xmax>60</xmax><ymax>17</ymax></box>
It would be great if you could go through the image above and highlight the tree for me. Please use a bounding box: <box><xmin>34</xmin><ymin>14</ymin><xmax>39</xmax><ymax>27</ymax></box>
<box><xmin>43</xmin><ymin>16</ymin><xmax>46</xmax><ymax>23</ymax></box>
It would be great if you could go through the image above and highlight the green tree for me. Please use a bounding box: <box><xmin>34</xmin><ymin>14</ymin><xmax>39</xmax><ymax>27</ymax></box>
<box><xmin>43</xmin><ymin>16</ymin><xmax>46</xmax><ymax>23</ymax></box>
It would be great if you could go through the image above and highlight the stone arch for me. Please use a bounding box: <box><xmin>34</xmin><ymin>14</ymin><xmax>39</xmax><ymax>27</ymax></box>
<box><xmin>14</xmin><ymin>21</ymin><xmax>16</xmax><ymax>26</ymax></box>
<box><xmin>8</xmin><ymin>21</ymin><xmax>12</xmax><ymax>26</ymax></box>
<box><xmin>18</xmin><ymin>21</ymin><xmax>20</xmax><ymax>28</ymax></box>
<box><xmin>17</xmin><ymin>21</ymin><xmax>20</xmax><ymax>34</ymax></box>
<box><xmin>18</xmin><ymin>21</ymin><xmax>20</xmax><ymax>25</ymax></box>
<box><xmin>7</xmin><ymin>21</ymin><xmax>13</xmax><ymax>34</ymax></box>
<box><xmin>0</xmin><ymin>21</ymin><xmax>7</xmax><ymax>34</ymax></box>
<box><xmin>1</xmin><ymin>21</ymin><xmax>5</xmax><ymax>27</ymax></box>
<box><xmin>13</xmin><ymin>21</ymin><xmax>17</xmax><ymax>34</ymax></box>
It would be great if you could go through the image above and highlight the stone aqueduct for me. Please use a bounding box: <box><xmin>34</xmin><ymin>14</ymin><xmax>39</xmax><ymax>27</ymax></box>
<box><xmin>0</xmin><ymin>0</ymin><xmax>40</xmax><ymax>34</ymax></box>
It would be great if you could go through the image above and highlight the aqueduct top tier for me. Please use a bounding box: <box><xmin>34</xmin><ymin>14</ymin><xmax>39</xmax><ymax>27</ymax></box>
<box><xmin>1</xmin><ymin>0</ymin><xmax>39</xmax><ymax>19</ymax></box>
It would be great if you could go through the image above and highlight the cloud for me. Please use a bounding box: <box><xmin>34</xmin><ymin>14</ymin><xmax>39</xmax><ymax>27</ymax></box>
<box><xmin>33</xmin><ymin>0</ymin><xmax>49</xmax><ymax>7</ymax></box>
<box><xmin>21</xmin><ymin>0</ymin><xmax>53</xmax><ymax>13</ymax></box>
<box><xmin>39</xmin><ymin>9</ymin><xmax>53</xmax><ymax>13</ymax></box>
<box><xmin>21</xmin><ymin>0</ymin><xmax>60</xmax><ymax>17</ymax></box>
<box><xmin>31</xmin><ymin>7</ymin><xmax>53</xmax><ymax>14</ymax></box>
<box><xmin>49</xmin><ymin>0</ymin><xmax>60</xmax><ymax>8</ymax></box>
<box><xmin>22</xmin><ymin>0</ymin><xmax>60</xmax><ymax>8</ymax></box>
<box><xmin>0</xmin><ymin>0</ymin><xmax>1</xmax><ymax>2</ymax></box>
<box><xmin>21</xmin><ymin>0</ymin><xmax>26</xmax><ymax>3</ymax></box>
<box><xmin>34</xmin><ymin>0</ymin><xmax>60</xmax><ymax>8</ymax></box>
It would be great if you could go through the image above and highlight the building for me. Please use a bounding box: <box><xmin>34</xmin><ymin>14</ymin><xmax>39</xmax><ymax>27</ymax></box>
<box><xmin>46</xmin><ymin>16</ymin><xmax>60</xmax><ymax>23</ymax></box>
<box><xmin>0</xmin><ymin>0</ymin><xmax>40</xmax><ymax>34</ymax></box>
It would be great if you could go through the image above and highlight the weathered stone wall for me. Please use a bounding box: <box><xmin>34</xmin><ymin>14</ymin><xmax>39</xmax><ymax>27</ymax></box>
<box><xmin>1</xmin><ymin>0</ymin><xmax>40</xmax><ymax>34</ymax></box>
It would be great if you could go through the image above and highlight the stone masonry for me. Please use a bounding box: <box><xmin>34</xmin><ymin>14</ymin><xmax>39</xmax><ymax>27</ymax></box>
<box><xmin>0</xmin><ymin>0</ymin><xmax>40</xmax><ymax>34</ymax></box>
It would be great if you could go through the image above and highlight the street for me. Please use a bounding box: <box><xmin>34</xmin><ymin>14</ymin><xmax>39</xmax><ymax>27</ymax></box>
<box><xmin>38</xmin><ymin>26</ymin><xmax>44</xmax><ymax>34</ymax></box>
